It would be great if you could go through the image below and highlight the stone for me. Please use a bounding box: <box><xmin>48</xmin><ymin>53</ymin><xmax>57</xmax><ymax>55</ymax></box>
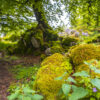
<box><xmin>45</xmin><ymin>48</ymin><xmax>51</xmax><ymax>56</ymax></box>
<box><xmin>75</xmin><ymin>32</ymin><xmax>80</xmax><ymax>37</ymax></box>
<box><xmin>0</xmin><ymin>52</ymin><xmax>4</xmax><ymax>58</ymax></box>
<box><xmin>31</xmin><ymin>37</ymin><xmax>40</xmax><ymax>48</ymax></box>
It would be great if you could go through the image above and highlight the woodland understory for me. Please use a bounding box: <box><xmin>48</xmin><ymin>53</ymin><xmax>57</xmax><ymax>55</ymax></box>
<box><xmin>0</xmin><ymin>0</ymin><xmax>100</xmax><ymax>100</ymax></box>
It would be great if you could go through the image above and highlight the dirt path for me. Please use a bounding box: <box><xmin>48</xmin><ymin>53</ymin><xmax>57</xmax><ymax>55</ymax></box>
<box><xmin>0</xmin><ymin>60</ymin><xmax>15</xmax><ymax>100</ymax></box>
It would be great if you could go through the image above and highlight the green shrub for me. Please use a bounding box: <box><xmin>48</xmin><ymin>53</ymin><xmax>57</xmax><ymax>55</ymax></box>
<box><xmin>4</xmin><ymin>33</ymin><xmax>20</xmax><ymax>42</ymax></box>
<box><xmin>0</xmin><ymin>40</ymin><xmax>17</xmax><ymax>54</ymax></box>
<box><xmin>87</xmin><ymin>34</ymin><xmax>100</xmax><ymax>43</ymax></box>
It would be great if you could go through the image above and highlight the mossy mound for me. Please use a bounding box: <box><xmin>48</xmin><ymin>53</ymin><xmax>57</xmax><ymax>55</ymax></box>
<box><xmin>75</xmin><ymin>60</ymin><xmax>100</xmax><ymax>78</ymax></box>
<box><xmin>34</xmin><ymin>53</ymin><xmax>72</xmax><ymax>100</ymax></box>
<box><xmin>49</xmin><ymin>40</ymin><xmax>65</xmax><ymax>54</ymax></box>
<box><xmin>51</xmin><ymin>45</ymin><xmax>64</xmax><ymax>54</ymax></box>
<box><xmin>70</xmin><ymin>44</ymin><xmax>98</xmax><ymax>66</ymax></box>
<box><xmin>62</xmin><ymin>37</ymin><xmax>78</xmax><ymax>48</ymax></box>
<box><xmin>96</xmin><ymin>45</ymin><xmax>100</xmax><ymax>60</ymax></box>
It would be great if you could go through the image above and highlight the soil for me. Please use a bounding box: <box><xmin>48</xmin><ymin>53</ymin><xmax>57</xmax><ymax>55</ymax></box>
<box><xmin>0</xmin><ymin>60</ymin><xmax>15</xmax><ymax>100</ymax></box>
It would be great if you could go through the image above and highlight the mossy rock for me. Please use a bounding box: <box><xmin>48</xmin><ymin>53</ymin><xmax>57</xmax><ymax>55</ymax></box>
<box><xmin>62</xmin><ymin>37</ymin><xmax>78</xmax><ymax>47</ymax></box>
<box><xmin>34</xmin><ymin>53</ymin><xmax>72</xmax><ymax>100</ymax></box>
<box><xmin>70</xmin><ymin>44</ymin><xmax>98</xmax><ymax>66</ymax></box>
<box><xmin>44</xmin><ymin>29</ymin><xmax>58</xmax><ymax>42</ymax></box>
<box><xmin>75</xmin><ymin>59</ymin><xmax>100</xmax><ymax>78</ymax></box>
<box><xmin>51</xmin><ymin>45</ymin><xmax>64</xmax><ymax>54</ymax></box>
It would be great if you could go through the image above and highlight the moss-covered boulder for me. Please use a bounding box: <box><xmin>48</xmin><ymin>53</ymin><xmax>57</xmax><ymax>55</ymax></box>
<box><xmin>51</xmin><ymin>45</ymin><xmax>64</xmax><ymax>54</ymax></box>
<box><xmin>62</xmin><ymin>37</ymin><xmax>78</xmax><ymax>47</ymax></box>
<box><xmin>34</xmin><ymin>53</ymin><xmax>72</xmax><ymax>100</ymax></box>
<box><xmin>70</xmin><ymin>44</ymin><xmax>98</xmax><ymax>66</ymax></box>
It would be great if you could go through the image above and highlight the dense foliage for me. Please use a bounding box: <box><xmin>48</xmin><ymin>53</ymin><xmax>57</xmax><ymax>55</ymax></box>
<box><xmin>0</xmin><ymin>0</ymin><xmax>100</xmax><ymax>100</ymax></box>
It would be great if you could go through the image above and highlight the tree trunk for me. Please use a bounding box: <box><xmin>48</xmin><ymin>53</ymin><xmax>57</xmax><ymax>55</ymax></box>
<box><xmin>32</xmin><ymin>0</ymin><xmax>51</xmax><ymax>30</ymax></box>
<box><xmin>87</xmin><ymin>0</ymin><xmax>91</xmax><ymax>27</ymax></box>
<box><xmin>32</xmin><ymin>0</ymin><xmax>58</xmax><ymax>41</ymax></box>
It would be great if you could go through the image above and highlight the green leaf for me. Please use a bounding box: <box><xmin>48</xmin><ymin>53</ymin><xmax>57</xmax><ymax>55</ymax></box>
<box><xmin>7</xmin><ymin>92</ymin><xmax>19</xmax><ymax>100</ymax></box>
<box><xmin>94</xmin><ymin>69</ymin><xmax>100</xmax><ymax>74</ymax></box>
<box><xmin>91</xmin><ymin>78</ymin><xmax>100</xmax><ymax>89</ymax></box>
<box><xmin>84</xmin><ymin>61</ymin><xmax>90</xmax><ymax>65</ymax></box>
<box><xmin>66</xmin><ymin>77</ymin><xmax>77</xmax><ymax>84</ymax></box>
<box><xmin>73</xmin><ymin>71</ymin><xmax>90</xmax><ymax>77</ymax></box>
<box><xmin>55</xmin><ymin>72</ymin><xmax>67</xmax><ymax>80</ymax></box>
<box><xmin>89</xmin><ymin>66</ymin><xmax>100</xmax><ymax>74</ymax></box>
<box><xmin>62</xmin><ymin>84</ymin><xmax>71</xmax><ymax>96</ymax></box>
<box><xmin>62</xmin><ymin>72</ymin><xmax>67</xmax><ymax>77</ymax></box>
<box><xmin>32</xmin><ymin>94</ymin><xmax>43</xmax><ymax>100</ymax></box>
<box><xmin>69</xmin><ymin>87</ymin><xmax>88</xmax><ymax>100</ymax></box>
<box><xmin>23</xmin><ymin>87</ymin><xmax>35</xmax><ymax>94</ymax></box>
<box><xmin>55</xmin><ymin>76</ymin><xmax>63</xmax><ymax>80</ymax></box>
<box><xmin>72</xmin><ymin>85</ymin><xmax>78</xmax><ymax>91</ymax></box>
<box><xmin>17</xmin><ymin>95</ymin><xmax>23</xmax><ymax>100</ymax></box>
<box><xmin>23</xmin><ymin>96</ymin><xmax>31</xmax><ymax>100</ymax></box>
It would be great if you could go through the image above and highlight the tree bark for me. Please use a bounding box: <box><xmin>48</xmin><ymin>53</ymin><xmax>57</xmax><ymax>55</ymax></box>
<box><xmin>32</xmin><ymin>0</ymin><xmax>58</xmax><ymax>42</ymax></box>
<box><xmin>32</xmin><ymin>0</ymin><xmax>52</xmax><ymax>30</ymax></box>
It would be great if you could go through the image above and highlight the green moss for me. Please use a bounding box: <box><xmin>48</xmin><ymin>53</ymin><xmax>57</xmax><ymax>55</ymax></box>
<box><xmin>34</xmin><ymin>29</ymin><xmax>44</xmax><ymax>45</ymax></box>
<box><xmin>62</xmin><ymin>37</ymin><xmax>78</xmax><ymax>47</ymax></box>
<box><xmin>44</xmin><ymin>29</ymin><xmax>58</xmax><ymax>42</ymax></box>
<box><xmin>51</xmin><ymin>45</ymin><xmax>64</xmax><ymax>54</ymax></box>
<box><xmin>40</xmin><ymin>54</ymin><xmax>47</xmax><ymax>61</ymax></box>
<box><xmin>70</xmin><ymin>44</ymin><xmax>98</xmax><ymax>66</ymax></box>
<box><xmin>15</xmin><ymin>28</ymin><xmax>44</xmax><ymax>55</ymax></box>
<box><xmin>4</xmin><ymin>33</ymin><xmax>20</xmax><ymax>42</ymax></box>
<box><xmin>0</xmin><ymin>40</ymin><xmax>17</xmax><ymax>54</ymax></box>
<box><xmin>34</xmin><ymin>53</ymin><xmax>72</xmax><ymax>100</ymax></box>
<box><xmin>96</xmin><ymin>45</ymin><xmax>100</xmax><ymax>60</ymax></box>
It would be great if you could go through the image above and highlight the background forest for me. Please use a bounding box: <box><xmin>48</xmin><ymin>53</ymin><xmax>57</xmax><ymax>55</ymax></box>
<box><xmin>0</xmin><ymin>0</ymin><xmax>100</xmax><ymax>100</ymax></box>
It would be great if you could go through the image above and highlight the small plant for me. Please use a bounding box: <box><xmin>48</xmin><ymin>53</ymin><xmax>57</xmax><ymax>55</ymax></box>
<box><xmin>56</xmin><ymin>60</ymin><xmax>100</xmax><ymax>100</ymax></box>
<box><xmin>7</xmin><ymin>84</ymin><xmax>43</xmax><ymax>100</ymax></box>
<box><xmin>10</xmin><ymin>64</ymin><xmax>40</xmax><ymax>80</ymax></box>
<box><xmin>9</xmin><ymin>56</ymin><xmax>20</xmax><ymax>60</ymax></box>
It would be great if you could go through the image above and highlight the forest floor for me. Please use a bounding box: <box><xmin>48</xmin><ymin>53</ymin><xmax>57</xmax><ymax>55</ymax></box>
<box><xmin>0</xmin><ymin>55</ymin><xmax>40</xmax><ymax>100</ymax></box>
<box><xmin>0</xmin><ymin>59</ymin><xmax>15</xmax><ymax>100</ymax></box>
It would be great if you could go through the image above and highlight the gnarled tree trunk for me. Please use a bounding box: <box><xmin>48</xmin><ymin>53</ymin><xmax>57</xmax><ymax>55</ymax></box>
<box><xmin>32</xmin><ymin>0</ymin><xmax>58</xmax><ymax>41</ymax></box>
